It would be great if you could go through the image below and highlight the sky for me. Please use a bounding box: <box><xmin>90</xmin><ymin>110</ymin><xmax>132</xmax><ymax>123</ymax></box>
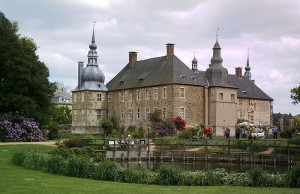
<box><xmin>1</xmin><ymin>0</ymin><xmax>299</xmax><ymax>115</ymax></box>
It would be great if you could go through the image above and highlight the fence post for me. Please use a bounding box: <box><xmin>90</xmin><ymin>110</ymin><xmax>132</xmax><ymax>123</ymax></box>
<box><xmin>250</xmin><ymin>139</ymin><xmax>253</xmax><ymax>163</ymax></box>
<box><xmin>288</xmin><ymin>139</ymin><xmax>290</xmax><ymax>165</ymax></box>
<box><xmin>183</xmin><ymin>140</ymin><xmax>186</xmax><ymax>161</ymax></box>
<box><xmin>104</xmin><ymin>136</ymin><xmax>107</xmax><ymax>161</ymax></box>
<box><xmin>127</xmin><ymin>140</ymin><xmax>130</xmax><ymax>161</ymax></box>
<box><xmin>147</xmin><ymin>138</ymin><xmax>150</xmax><ymax>161</ymax></box>
<box><xmin>273</xmin><ymin>139</ymin><xmax>277</xmax><ymax>164</ymax></box>
<box><xmin>160</xmin><ymin>139</ymin><xmax>163</xmax><ymax>161</ymax></box>
<box><xmin>205</xmin><ymin>139</ymin><xmax>208</xmax><ymax>161</ymax></box>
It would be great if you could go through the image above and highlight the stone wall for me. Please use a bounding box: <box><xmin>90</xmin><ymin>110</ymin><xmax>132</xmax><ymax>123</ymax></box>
<box><xmin>107</xmin><ymin>84</ymin><xmax>205</xmax><ymax>129</ymax></box>
<box><xmin>71</xmin><ymin>91</ymin><xmax>107</xmax><ymax>134</ymax></box>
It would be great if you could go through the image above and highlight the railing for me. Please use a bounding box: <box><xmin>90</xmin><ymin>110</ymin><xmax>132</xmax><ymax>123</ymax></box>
<box><xmin>90</xmin><ymin>138</ymin><xmax>300</xmax><ymax>164</ymax></box>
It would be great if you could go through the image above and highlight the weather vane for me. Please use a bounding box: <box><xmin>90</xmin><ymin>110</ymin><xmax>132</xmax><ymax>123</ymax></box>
<box><xmin>93</xmin><ymin>21</ymin><xmax>96</xmax><ymax>30</ymax></box>
<box><xmin>216</xmin><ymin>28</ymin><xmax>220</xmax><ymax>41</ymax></box>
<box><xmin>194</xmin><ymin>51</ymin><xmax>196</xmax><ymax>58</ymax></box>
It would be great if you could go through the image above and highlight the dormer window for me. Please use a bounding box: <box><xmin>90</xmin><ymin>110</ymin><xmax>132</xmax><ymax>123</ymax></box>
<box><xmin>180</xmin><ymin>75</ymin><xmax>186</xmax><ymax>80</ymax></box>
<box><xmin>242</xmin><ymin>90</ymin><xmax>247</xmax><ymax>95</ymax></box>
<box><xmin>119</xmin><ymin>81</ymin><xmax>124</xmax><ymax>86</ymax></box>
<box><xmin>191</xmin><ymin>76</ymin><xmax>196</xmax><ymax>81</ymax></box>
<box><xmin>139</xmin><ymin>78</ymin><xmax>143</xmax><ymax>83</ymax></box>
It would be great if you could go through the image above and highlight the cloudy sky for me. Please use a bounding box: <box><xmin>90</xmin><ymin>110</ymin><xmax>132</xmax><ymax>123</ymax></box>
<box><xmin>1</xmin><ymin>0</ymin><xmax>299</xmax><ymax>115</ymax></box>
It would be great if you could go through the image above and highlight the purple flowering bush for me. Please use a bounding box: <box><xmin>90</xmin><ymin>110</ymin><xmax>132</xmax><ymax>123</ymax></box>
<box><xmin>0</xmin><ymin>112</ymin><xmax>44</xmax><ymax>142</ymax></box>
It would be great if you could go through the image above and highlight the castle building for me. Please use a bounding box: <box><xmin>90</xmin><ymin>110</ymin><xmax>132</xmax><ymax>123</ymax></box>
<box><xmin>71</xmin><ymin>31</ymin><xmax>273</xmax><ymax>135</ymax></box>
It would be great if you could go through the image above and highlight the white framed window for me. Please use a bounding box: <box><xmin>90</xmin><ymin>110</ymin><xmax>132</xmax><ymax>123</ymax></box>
<box><xmin>136</xmin><ymin>90</ymin><xmax>140</xmax><ymax>100</ymax></box>
<box><xmin>97</xmin><ymin>93</ymin><xmax>102</xmax><ymax>101</ymax></box>
<box><xmin>129</xmin><ymin>109</ymin><xmax>133</xmax><ymax>119</ymax></box>
<box><xmin>81</xmin><ymin>93</ymin><xmax>84</xmax><ymax>101</ymax></box>
<box><xmin>137</xmin><ymin>108</ymin><xmax>140</xmax><ymax>119</ymax></box>
<box><xmin>74</xmin><ymin>94</ymin><xmax>76</xmax><ymax>103</ymax></box>
<box><xmin>97</xmin><ymin>109</ymin><xmax>102</xmax><ymax>119</ymax></box>
<box><xmin>74</xmin><ymin>110</ymin><xmax>77</xmax><ymax>116</ymax></box>
<box><xmin>108</xmin><ymin>93</ymin><xmax>112</xmax><ymax>102</ymax></box>
<box><xmin>145</xmin><ymin>89</ymin><xmax>150</xmax><ymax>100</ymax></box>
<box><xmin>107</xmin><ymin>110</ymin><xmax>111</xmax><ymax>117</ymax></box>
<box><xmin>129</xmin><ymin>91</ymin><xmax>132</xmax><ymax>101</ymax></box>
<box><xmin>180</xmin><ymin>87</ymin><xmax>185</xmax><ymax>99</ymax></box>
<box><xmin>82</xmin><ymin>110</ymin><xmax>85</xmax><ymax>115</ymax></box>
<box><xmin>179</xmin><ymin>107</ymin><xmax>185</xmax><ymax>119</ymax></box>
<box><xmin>145</xmin><ymin>107</ymin><xmax>150</xmax><ymax>119</ymax></box>
<box><xmin>154</xmin><ymin>88</ymin><xmax>158</xmax><ymax>99</ymax></box>
<box><xmin>163</xmin><ymin>87</ymin><xmax>167</xmax><ymax>98</ymax></box>
<box><xmin>121</xmin><ymin>109</ymin><xmax>124</xmax><ymax>119</ymax></box>
<box><xmin>163</xmin><ymin>107</ymin><xmax>167</xmax><ymax>118</ymax></box>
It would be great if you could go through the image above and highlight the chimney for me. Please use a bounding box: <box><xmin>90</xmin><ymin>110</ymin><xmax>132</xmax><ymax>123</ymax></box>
<box><xmin>128</xmin><ymin>51</ymin><xmax>138</xmax><ymax>67</ymax></box>
<box><xmin>235</xmin><ymin>67</ymin><xmax>242</xmax><ymax>78</ymax></box>
<box><xmin>78</xmin><ymin>61</ymin><xmax>84</xmax><ymax>89</ymax></box>
<box><xmin>166</xmin><ymin>43</ymin><xmax>175</xmax><ymax>58</ymax></box>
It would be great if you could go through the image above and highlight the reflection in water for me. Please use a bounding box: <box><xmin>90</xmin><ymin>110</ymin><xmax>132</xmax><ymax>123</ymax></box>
<box><xmin>118</xmin><ymin>160</ymin><xmax>291</xmax><ymax>174</ymax></box>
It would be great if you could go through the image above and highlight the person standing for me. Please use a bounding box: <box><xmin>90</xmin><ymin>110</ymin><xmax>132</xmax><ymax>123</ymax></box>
<box><xmin>235</xmin><ymin>126</ymin><xmax>241</xmax><ymax>139</ymax></box>
<box><xmin>225</xmin><ymin>127</ymin><xmax>230</xmax><ymax>139</ymax></box>
<box><xmin>273</xmin><ymin>126</ymin><xmax>278</xmax><ymax>139</ymax></box>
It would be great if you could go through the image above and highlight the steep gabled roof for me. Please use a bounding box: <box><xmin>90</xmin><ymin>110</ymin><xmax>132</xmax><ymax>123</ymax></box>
<box><xmin>106</xmin><ymin>55</ymin><xmax>207</xmax><ymax>90</ymax></box>
<box><xmin>228</xmin><ymin>75</ymin><xmax>273</xmax><ymax>101</ymax></box>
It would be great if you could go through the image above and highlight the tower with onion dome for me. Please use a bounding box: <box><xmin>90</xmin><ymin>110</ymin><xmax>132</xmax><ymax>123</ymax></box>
<box><xmin>71</xmin><ymin>27</ymin><xmax>108</xmax><ymax>134</ymax></box>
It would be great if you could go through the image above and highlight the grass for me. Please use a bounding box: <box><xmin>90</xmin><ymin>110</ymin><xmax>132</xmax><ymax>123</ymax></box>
<box><xmin>0</xmin><ymin>144</ymin><xmax>299</xmax><ymax>194</ymax></box>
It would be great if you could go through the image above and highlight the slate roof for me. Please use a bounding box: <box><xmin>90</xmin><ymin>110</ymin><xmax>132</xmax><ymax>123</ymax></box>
<box><xmin>106</xmin><ymin>55</ymin><xmax>273</xmax><ymax>101</ymax></box>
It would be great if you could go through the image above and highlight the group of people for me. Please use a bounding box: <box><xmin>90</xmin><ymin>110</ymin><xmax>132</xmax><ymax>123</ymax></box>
<box><xmin>233</xmin><ymin>125</ymin><xmax>279</xmax><ymax>140</ymax></box>
<box><xmin>117</xmin><ymin>135</ymin><xmax>135</xmax><ymax>150</ymax></box>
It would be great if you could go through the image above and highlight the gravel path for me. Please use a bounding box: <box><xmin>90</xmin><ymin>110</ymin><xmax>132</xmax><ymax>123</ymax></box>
<box><xmin>0</xmin><ymin>141</ymin><xmax>57</xmax><ymax>146</ymax></box>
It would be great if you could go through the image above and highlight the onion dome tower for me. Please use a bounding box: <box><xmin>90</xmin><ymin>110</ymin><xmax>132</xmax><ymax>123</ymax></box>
<box><xmin>75</xmin><ymin>28</ymin><xmax>107</xmax><ymax>91</ymax></box>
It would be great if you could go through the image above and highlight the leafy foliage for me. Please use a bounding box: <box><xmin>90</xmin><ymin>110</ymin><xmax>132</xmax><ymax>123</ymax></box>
<box><xmin>291</xmin><ymin>83</ymin><xmax>300</xmax><ymax>104</ymax></box>
<box><xmin>0</xmin><ymin>12</ymin><xmax>55</xmax><ymax>125</ymax></box>
<box><xmin>0</xmin><ymin>112</ymin><xmax>44</xmax><ymax>142</ymax></box>
<box><xmin>101</xmin><ymin>115</ymin><xmax>120</xmax><ymax>137</ymax></box>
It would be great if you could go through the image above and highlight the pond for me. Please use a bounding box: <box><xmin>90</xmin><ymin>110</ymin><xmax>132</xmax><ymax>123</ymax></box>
<box><xmin>118</xmin><ymin>160</ymin><xmax>292</xmax><ymax>174</ymax></box>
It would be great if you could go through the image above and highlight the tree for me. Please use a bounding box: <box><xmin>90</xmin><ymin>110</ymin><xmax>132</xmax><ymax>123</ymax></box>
<box><xmin>0</xmin><ymin>12</ymin><xmax>55</xmax><ymax>126</ymax></box>
<box><xmin>291</xmin><ymin>83</ymin><xmax>300</xmax><ymax>104</ymax></box>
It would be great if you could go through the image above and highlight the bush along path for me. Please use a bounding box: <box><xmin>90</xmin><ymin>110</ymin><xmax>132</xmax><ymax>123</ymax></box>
<box><xmin>11</xmin><ymin>147</ymin><xmax>300</xmax><ymax>188</ymax></box>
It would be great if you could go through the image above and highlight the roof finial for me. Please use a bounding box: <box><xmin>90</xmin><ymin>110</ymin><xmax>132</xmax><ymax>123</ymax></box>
<box><xmin>194</xmin><ymin>51</ymin><xmax>196</xmax><ymax>58</ymax></box>
<box><xmin>247</xmin><ymin>48</ymin><xmax>250</xmax><ymax>66</ymax></box>
<box><xmin>216</xmin><ymin>27</ymin><xmax>220</xmax><ymax>41</ymax></box>
<box><xmin>92</xmin><ymin>21</ymin><xmax>96</xmax><ymax>43</ymax></box>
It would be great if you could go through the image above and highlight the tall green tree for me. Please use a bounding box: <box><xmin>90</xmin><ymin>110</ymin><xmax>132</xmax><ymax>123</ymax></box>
<box><xmin>291</xmin><ymin>83</ymin><xmax>300</xmax><ymax>104</ymax></box>
<box><xmin>0</xmin><ymin>12</ymin><xmax>55</xmax><ymax>125</ymax></box>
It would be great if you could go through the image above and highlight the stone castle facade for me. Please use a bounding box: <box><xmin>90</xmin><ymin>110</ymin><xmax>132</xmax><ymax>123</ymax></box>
<box><xmin>71</xmin><ymin>31</ymin><xmax>273</xmax><ymax>135</ymax></box>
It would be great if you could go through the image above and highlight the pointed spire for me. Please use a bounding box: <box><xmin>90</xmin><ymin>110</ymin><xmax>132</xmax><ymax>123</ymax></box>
<box><xmin>192</xmin><ymin>51</ymin><xmax>198</xmax><ymax>71</ymax></box>
<box><xmin>244</xmin><ymin>48</ymin><xmax>252</xmax><ymax>80</ymax></box>
<box><xmin>87</xmin><ymin>22</ymin><xmax>98</xmax><ymax>66</ymax></box>
<box><xmin>211</xmin><ymin>28</ymin><xmax>223</xmax><ymax>66</ymax></box>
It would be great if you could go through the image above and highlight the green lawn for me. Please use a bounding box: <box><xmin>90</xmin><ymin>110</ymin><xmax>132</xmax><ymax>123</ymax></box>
<box><xmin>0</xmin><ymin>144</ymin><xmax>299</xmax><ymax>194</ymax></box>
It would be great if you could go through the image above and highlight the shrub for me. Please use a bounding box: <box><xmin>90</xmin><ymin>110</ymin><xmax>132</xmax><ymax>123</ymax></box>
<box><xmin>222</xmin><ymin>172</ymin><xmax>252</xmax><ymax>186</ymax></box>
<box><xmin>47</xmin><ymin>121</ymin><xmax>59</xmax><ymax>140</ymax></box>
<box><xmin>64</xmin><ymin>139</ymin><xmax>88</xmax><ymax>148</ymax></box>
<box><xmin>23</xmin><ymin>153</ymin><xmax>48</xmax><ymax>171</ymax></box>
<box><xmin>178</xmin><ymin>129</ymin><xmax>193</xmax><ymax>139</ymax></box>
<box><xmin>249</xmin><ymin>167</ymin><xmax>269</xmax><ymax>187</ymax></box>
<box><xmin>0</xmin><ymin>112</ymin><xmax>44</xmax><ymax>142</ymax></box>
<box><xmin>65</xmin><ymin>157</ymin><xmax>95</xmax><ymax>178</ymax></box>
<box><xmin>93</xmin><ymin>161</ymin><xmax>122</xmax><ymax>181</ymax></box>
<box><xmin>290</xmin><ymin>135</ymin><xmax>300</xmax><ymax>145</ymax></box>
<box><xmin>169</xmin><ymin>116</ymin><xmax>186</xmax><ymax>131</ymax></box>
<box><xmin>156</xmin><ymin>164</ymin><xmax>184</xmax><ymax>185</ymax></box>
<box><xmin>280</xmin><ymin>128</ymin><xmax>296</xmax><ymax>138</ymax></box>
<box><xmin>287</xmin><ymin>164</ymin><xmax>300</xmax><ymax>188</ymax></box>
<box><xmin>11</xmin><ymin>152</ymin><xmax>27</xmax><ymax>166</ymax></box>
<box><xmin>46</xmin><ymin>156</ymin><xmax>67</xmax><ymax>175</ymax></box>
<box><xmin>122</xmin><ymin>168</ymin><xmax>155</xmax><ymax>184</ymax></box>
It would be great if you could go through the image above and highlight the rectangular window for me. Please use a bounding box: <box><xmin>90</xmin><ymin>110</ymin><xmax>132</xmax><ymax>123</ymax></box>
<box><xmin>180</xmin><ymin>87</ymin><xmax>185</xmax><ymax>99</ymax></box>
<box><xmin>145</xmin><ymin>89</ymin><xmax>150</xmax><ymax>100</ymax></box>
<box><xmin>107</xmin><ymin>110</ymin><xmax>111</xmax><ymax>117</ymax></box>
<box><xmin>154</xmin><ymin>88</ymin><xmax>158</xmax><ymax>99</ymax></box>
<box><xmin>163</xmin><ymin>87</ymin><xmax>167</xmax><ymax>98</ymax></box>
<box><xmin>121</xmin><ymin>109</ymin><xmax>124</xmax><ymax>119</ymax></box>
<box><xmin>129</xmin><ymin>91</ymin><xmax>132</xmax><ymax>101</ymax></box>
<box><xmin>82</xmin><ymin>93</ymin><xmax>84</xmax><ymax>101</ymax></box>
<box><xmin>219</xmin><ymin>93</ymin><xmax>223</xmax><ymax>100</ymax></box>
<box><xmin>136</xmin><ymin>90</ymin><xmax>140</xmax><ymax>100</ymax></box>
<box><xmin>74</xmin><ymin>94</ymin><xmax>76</xmax><ymax>103</ymax></box>
<box><xmin>82</xmin><ymin>110</ymin><xmax>85</xmax><ymax>115</ymax></box>
<box><xmin>145</xmin><ymin>107</ymin><xmax>150</xmax><ymax>119</ymax></box>
<box><xmin>231</xmin><ymin>94</ymin><xmax>235</xmax><ymax>102</ymax></box>
<box><xmin>128</xmin><ymin>109</ymin><xmax>133</xmax><ymax>119</ymax></box>
<box><xmin>137</xmin><ymin>108</ymin><xmax>140</xmax><ymax>119</ymax></box>
<box><xmin>163</xmin><ymin>107</ymin><xmax>167</xmax><ymax>118</ymax></box>
<box><xmin>97</xmin><ymin>93</ymin><xmax>102</xmax><ymax>101</ymax></box>
<box><xmin>108</xmin><ymin>93</ymin><xmax>112</xmax><ymax>102</ymax></box>
<box><xmin>154</xmin><ymin>107</ymin><xmax>158</xmax><ymax>113</ymax></box>
<box><xmin>120</xmin><ymin>91</ymin><xmax>125</xmax><ymax>102</ymax></box>
<box><xmin>97</xmin><ymin>109</ymin><xmax>102</xmax><ymax>119</ymax></box>
<box><xmin>179</xmin><ymin>108</ymin><xmax>185</xmax><ymax>119</ymax></box>
<box><xmin>74</xmin><ymin>110</ymin><xmax>77</xmax><ymax>116</ymax></box>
